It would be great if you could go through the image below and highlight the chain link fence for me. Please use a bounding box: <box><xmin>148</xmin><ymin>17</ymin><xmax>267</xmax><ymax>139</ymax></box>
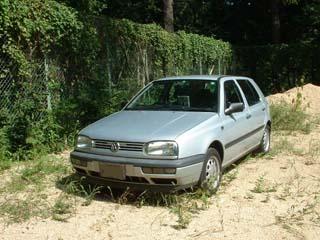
<box><xmin>0</xmin><ymin>54</ymin><xmax>65</xmax><ymax>120</ymax></box>
<box><xmin>0</xmin><ymin>55</ymin><xmax>15</xmax><ymax>111</ymax></box>
<box><xmin>2</xmin><ymin>45</ymin><xmax>318</xmax><ymax>121</ymax></box>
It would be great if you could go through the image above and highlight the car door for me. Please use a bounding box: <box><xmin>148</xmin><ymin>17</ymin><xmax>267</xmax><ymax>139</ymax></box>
<box><xmin>220</xmin><ymin>79</ymin><xmax>253</xmax><ymax>165</ymax></box>
<box><xmin>236</xmin><ymin>78</ymin><xmax>266</xmax><ymax>148</ymax></box>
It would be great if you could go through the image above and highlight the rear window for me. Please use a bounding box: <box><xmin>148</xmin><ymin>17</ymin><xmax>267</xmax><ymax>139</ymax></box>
<box><xmin>237</xmin><ymin>79</ymin><xmax>260</xmax><ymax>106</ymax></box>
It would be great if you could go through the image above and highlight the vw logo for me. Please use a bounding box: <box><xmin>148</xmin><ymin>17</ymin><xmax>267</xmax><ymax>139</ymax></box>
<box><xmin>110</xmin><ymin>142</ymin><xmax>120</xmax><ymax>152</ymax></box>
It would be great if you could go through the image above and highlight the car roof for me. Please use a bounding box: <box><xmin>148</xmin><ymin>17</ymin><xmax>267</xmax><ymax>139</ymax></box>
<box><xmin>157</xmin><ymin>75</ymin><xmax>250</xmax><ymax>81</ymax></box>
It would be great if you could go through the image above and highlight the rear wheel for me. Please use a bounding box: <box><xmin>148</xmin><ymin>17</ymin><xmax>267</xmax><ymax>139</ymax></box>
<box><xmin>199</xmin><ymin>148</ymin><xmax>222</xmax><ymax>193</ymax></box>
<box><xmin>258</xmin><ymin>125</ymin><xmax>271</xmax><ymax>153</ymax></box>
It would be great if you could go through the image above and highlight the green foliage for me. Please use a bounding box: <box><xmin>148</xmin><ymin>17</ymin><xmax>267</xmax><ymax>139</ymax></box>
<box><xmin>233</xmin><ymin>43</ymin><xmax>319</xmax><ymax>94</ymax></box>
<box><xmin>0</xmin><ymin>127</ymin><xmax>10</xmax><ymax>161</ymax></box>
<box><xmin>270</xmin><ymin>95</ymin><xmax>311</xmax><ymax>134</ymax></box>
<box><xmin>0</xmin><ymin>10</ymin><xmax>232</xmax><ymax>161</ymax></box>
<box><xmin>0</xmin><ymin>0</ymin><xmax>82</xmax><ymax>161</ymax></box>
<box><xmin>300</xmin><ymin>1</ymin><xmax>320</xmax><ymax>43</ymax></box>
<box><xmin>0</xmin><ymin>0</ymin><xmax>82</xmax><ymax>73</ymax></box>
<box><xmin>60</xmin><ymin>176</ymin><xmax>102</xmax><ymax>206</ymax></box>
<box><xmin>61</xmin><ymin>0</ymin><xmax>107</xmax><ymax>15</ymax></box>
<box><xmin>251</xmin><ymin>175</ymin><xmax>277</xmax><ymax>193</ymax></box>
<box><xmin>4</xmin><ymin>106</ymin><xmax>65</xmax><ymax>161</ymax></box>
<box><xmin>20</xmin><ymin>156</ymin><xmax>68</xmax><ymax>182</ymax></box>
<box><xmin>0</xmin><ymin>112</ymin><xmax>12</xmax><ymax>169</ymax></box>
<box><xmin>0</xmin><ymin>197</ymin><xmax>50</xmax><ymax>223</ymax></box>
<box><xmin>105</xmin><ymin>0</ymin><xmax>320</xmax><ymax>45</ymax></box>
<box><xmin>52</xmin><ymin>194</ymin><xmax>73</xmax><ymax>221</ymax></box>
<box><xmin>0</xmin><ymin>155</ymin><xmax>68</xmax><ymax>194</ymax></box>
<box><xmin>106</xmin><ymin>18</ymin><xmax>232</xmax><ymax>79</ymax></box>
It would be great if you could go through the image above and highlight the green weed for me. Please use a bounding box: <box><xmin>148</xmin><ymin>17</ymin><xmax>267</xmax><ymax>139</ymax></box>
<box><xmin>52</xmin><ymin>194</ymin><xmax>73</xmax><ymax>221</ymax></box>
<box><xmin>268</xmin><ymin>138</ymin><xmax>303</xmax><ymax>156</ymax></box>
<box><xmin>21</xmin><ymin>155</ymin><xmax>68</xmax><ymax>183</ymax></box>
<box><xmin>251</xmin><ymin>175</ymin><xmax>277</xmax><ymax>193</ymax></box>
<box><xmin>171</xmin><ymin>200</ymin><xmax>192</xmax><ymax>229</ymax></box>
<box><xmin>307</xmin><ymin>139</ymin><xmax>320</xmax><ymax>164</ymax></box>
<box><xmin>57</xmin><ymin>175</ymin><xmax>102</xmax><ymax>206</ymax></box>
<box><xmin>221</xmin><ymin>167</ymin><xmax>238</xmax><ymax>187</ymax></box>
<box><xmin>66</xmin><ymin>180</ymin><xmax>102</xmax><ymax>206</ymax></box>
<box><xmin>0</xmin><ymin>197</ymin><xmax>50</xmax><ymax>223</ymax></box>
<box><xmin>275</xmin><ymin>194</ymin><xmax>320</xmax><ymax>234</ymax></box>
<box><xmin>135</xmin><ymin>187</ymin><xmax>213</xmax><ymax>229</ymax></box>
<box><xmin>1</xmin><ymin>155</ymin><xmax>68</xmax><ymax>194</ymax></box>
<box><xmin>0</xmin><ymin>159</ymin><xmax>12</xmax><ymax>172</ymax></box>
<box><xmin>0</xmin><ymin>127</ymin><xmax>12</xmax><ymax>171</ymax></box>
<box><xmin>270</xmin><ymin>94</ymin><xmax>311</xmax><ymax>134</ymax></box>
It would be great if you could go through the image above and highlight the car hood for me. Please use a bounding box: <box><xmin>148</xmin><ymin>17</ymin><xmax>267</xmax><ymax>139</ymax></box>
<box><xmin>80</xmin><ymin>110</ymin><xmax>216</xmax><ymax>142</ymax></box>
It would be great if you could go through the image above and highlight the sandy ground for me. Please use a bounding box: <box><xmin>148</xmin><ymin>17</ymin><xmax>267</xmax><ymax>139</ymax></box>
<box><xmin>1</xmin><ymin>84</ymin><xmax>320</xmax><ymax>240</ymax></box>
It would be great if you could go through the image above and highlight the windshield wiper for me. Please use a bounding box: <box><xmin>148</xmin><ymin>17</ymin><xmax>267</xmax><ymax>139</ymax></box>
<box><xmin>126</xmin><ymin>105</ymin><xmax>215</xmax><ymax>112</ymax></box>
<box><xmin>126</xmin><ymin>104</ymin><xmax>164</xmax><ymax>111</ymax></box>
<box><xmin>162</xmin><ymin>106</ymin><xmax>215</xmax><ymax>112</ymax></box>
<box><xmin>185</xmin><ymin>107</ymin><xmax>215</xmax><ymax>112</ymax></box>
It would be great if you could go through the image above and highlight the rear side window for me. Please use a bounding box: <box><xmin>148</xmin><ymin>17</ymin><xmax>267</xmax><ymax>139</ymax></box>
<box><xmin>224</xmin><ymin>80</ymin><xmax>243</xmax><ymax>109</ymax></box>
<box><xmin>237</xmin><ymin>79</ymin><xmax>260</xmax><ymax>106</ymax></box>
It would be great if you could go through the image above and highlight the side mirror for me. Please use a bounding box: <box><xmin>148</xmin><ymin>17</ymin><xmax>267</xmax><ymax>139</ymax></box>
<box><xmin>225</xmin><ymin>103</ymin><xmax>244</xmax><ymax>115</ymax></box>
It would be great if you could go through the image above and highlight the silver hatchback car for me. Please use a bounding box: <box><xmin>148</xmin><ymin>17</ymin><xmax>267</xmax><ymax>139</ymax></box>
<box><xmin>70</xmin><ymin>75</ymin><xmax>271</xmax><ymax>192</ymax></box>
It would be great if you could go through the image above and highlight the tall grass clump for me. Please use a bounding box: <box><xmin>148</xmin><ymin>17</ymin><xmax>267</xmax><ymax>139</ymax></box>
<box><xmin>270</xmin><ymin>93</ymin><xmax>311</xmax><ymax>134</ymax></box>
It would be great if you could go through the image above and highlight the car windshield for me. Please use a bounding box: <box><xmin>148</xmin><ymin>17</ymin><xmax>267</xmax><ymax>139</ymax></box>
<box><xmin>126</xmin><ymin>80</ymin><xmax>218</xmax><ymax>112</ymax></box>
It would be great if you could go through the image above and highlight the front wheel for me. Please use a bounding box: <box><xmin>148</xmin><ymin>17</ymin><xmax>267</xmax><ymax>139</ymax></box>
<box><xmin>199</xmin><ymin>148</ymin><xmax>222</xmax><ymax>193</ymax></box>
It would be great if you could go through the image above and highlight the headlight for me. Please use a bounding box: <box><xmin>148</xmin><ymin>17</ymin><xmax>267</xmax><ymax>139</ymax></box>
<box><xmin>76</xmin><ymin>135</ymin><xmax>92</xmax><ymax>149</ymax></box>
<box><xmin>144</xmin><ymin>141</ymin><xmax>178</xmax><ymax>157</ymax></box>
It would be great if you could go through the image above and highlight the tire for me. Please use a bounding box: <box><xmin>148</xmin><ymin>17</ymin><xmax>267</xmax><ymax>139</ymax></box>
<box><xmin>257</xmin><ymin>125</ymin><xmax>271</xmax><ymax>153</ymax></box>
<box><xmin>198</xmin><ymin>148</ymin><xmax>222</xmax><ymax>193</ymax></box>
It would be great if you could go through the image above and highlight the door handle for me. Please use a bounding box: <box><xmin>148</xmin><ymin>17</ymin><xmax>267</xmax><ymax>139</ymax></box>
<box><xmin>262</xmin><ymin>107</ymin><xmax>266</xmax><ymax>111</ymax></box>
<box><xmin>246</xmin><ymin>114</ymin><xmax>252</xmax><ymax>119</ymax></box>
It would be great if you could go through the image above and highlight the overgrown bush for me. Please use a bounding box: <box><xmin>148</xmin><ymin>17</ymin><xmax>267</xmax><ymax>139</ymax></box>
<box><xmin>270</xmin><ymin>94</ymin><xmax>311</xmax><ymax>133</ymax></box>
<box><xmin>0</xmin><ymin>127</ymin><xmax>10</xmax><ymax>160</ymax></box>
<box><xmin>0</xmin><ymin>110</ymin><xmax>11</xmax><ymax>169</ymax></box>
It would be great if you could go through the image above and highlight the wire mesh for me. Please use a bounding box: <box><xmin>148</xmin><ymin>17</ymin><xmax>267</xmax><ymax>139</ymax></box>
<box><xmin>0</xmin><ymin>53</ymin><xmax>65</xmax><ymax>120</ymax></box>
<box><xmin>0</xmin><ymin>55</ymin><xmax>16</xmax><ymax>112</ymax></box>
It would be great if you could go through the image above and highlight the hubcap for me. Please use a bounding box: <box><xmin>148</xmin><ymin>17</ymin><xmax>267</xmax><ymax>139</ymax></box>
<box><xmin>262</xmin><ymin>127</ymin><xmax>270</xmax><ymax>152</ymax></box>
<box><xmin>205</xmin><ymin>156</ymin><xmax>220</xmax><ymax>188</ymax></box>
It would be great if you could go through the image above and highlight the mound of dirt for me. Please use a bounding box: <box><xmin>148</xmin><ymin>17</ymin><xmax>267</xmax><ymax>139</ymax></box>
<box><xmin>267</xmin><ymin>83</ymin><xmax>320</xmax><ymax>115</ymax></box>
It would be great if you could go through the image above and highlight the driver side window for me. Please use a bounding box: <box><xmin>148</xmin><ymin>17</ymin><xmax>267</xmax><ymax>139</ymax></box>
<box><xmin>224</xmin><ymin>80</ymin><xmax>243</xmax><ymax>110</ymax></box>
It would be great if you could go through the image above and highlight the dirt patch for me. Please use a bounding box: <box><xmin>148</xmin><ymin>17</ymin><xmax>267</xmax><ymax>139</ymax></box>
<box><xmin>1</xmin><ymin>84</ymin><xmax>320</xmax><ymax>240</ymax></box>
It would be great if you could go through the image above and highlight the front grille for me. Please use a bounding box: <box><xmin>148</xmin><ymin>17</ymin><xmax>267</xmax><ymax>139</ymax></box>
<box><xmin>93</xmin><ymin>139</ymin><xmax>144</xmax><ymax>152</ymax></box>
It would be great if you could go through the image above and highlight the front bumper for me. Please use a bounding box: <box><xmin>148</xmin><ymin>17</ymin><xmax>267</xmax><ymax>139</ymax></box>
<box><xmin>70</xmin><ymin>151</ymin><xmax>205</xmax><ymax>190</ymax></box>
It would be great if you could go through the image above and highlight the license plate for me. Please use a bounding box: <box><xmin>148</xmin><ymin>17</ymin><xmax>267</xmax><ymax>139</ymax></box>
<box><xmin>99</xmin><ymin>163</ymin><xmax>126</xmax><ymax>180</ymax></box>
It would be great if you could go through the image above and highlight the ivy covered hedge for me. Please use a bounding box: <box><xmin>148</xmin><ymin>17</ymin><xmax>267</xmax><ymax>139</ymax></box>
<box><xmin>0</xmin><ymin>2</ymin><xmax>232</xmax><ymax>161</ymax></box>
<box><xmin>0</xmin><ymin>0</ymin><xmax>83</xmax><ymax>162</ymax></box>
<box><xmin>93</xmin><ymin>18</ymin><xmax>232</xmax><ymax>109</ymax></box>
<box><xmin>105</xmin><ymin>18</ymin><xmax>231</xmax><ymax>79</ymax></box>
<box><xmin>0</xmin><ymin>0</ymin><xmax>81</xmax><ymax>75</ymax></box>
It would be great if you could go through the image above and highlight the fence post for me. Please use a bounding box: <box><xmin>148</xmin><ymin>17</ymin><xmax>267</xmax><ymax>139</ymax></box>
<box><xmin>106</xmin><ymin>40</ymin><xmax>112</xmax><ymax>95</ymax></box>
<box><xmin>45</xmin><ymin>56</ymin><xmax>52</xmax><ymax>111</ymax></box>
<box><xmin>144</xmin><ymin>48</ymin><xmax>148</xmax><ymax>86</ymax></box>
